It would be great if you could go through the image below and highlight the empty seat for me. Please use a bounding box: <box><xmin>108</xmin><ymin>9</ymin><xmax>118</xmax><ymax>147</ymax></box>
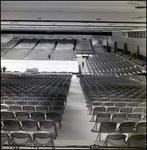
<box><xmin>112</xmin><ymin>113</ymin><xmax>126</xmax><ymax>123</ymax></box>
<box><xmin>1</xmin><ymin>104</ymin><xmax>9</xmax><ymax>111</ymax></box>
<box><xmin>94</xmin><ymin>132</ymin><xmax>126</xmax><ymax>148</ymax></box>
<box><xmin>46</xmin><ymin>112</ymin><xmax>61</xmax><ymax>129</ymax></box>
<box><xmin>31</xmin><ymin>112</ymin><xmax>45</xmax><ymax>121</ymax></box>
<box><xmin>92</xmin><ymin>112</ymin><xmax>111</xmax><ymax>131</ymax></box>
<box><xmin>22</xmin><ymin>106</ymin><xmax>35</xmax><ymax>113</ymax></box>
<box><xmin>3</xmin><ymin>119</ymin><xmax>21</xmax><ymax>132</ymax></box>
<box><xmin>33</xmin><ymin>132</ymin><xmax>55</xmax><ymax>148</ymax></box>
<box><xmin>21</xmin><ymin>120</ymin><xmax>39</xmax><ymax>132</ymax></box>
<box><xmin>39</xmin><ymin>120</ymin><xmax>58</xmax><ymax>139</ymax></box>
<box><xmin>1</xmin><ymin>111</ymin><xmax>15</xmax><ymax>120</ymax></box>
<box><xmin>10</xmin><ymin>131</ymin><xmax>34</xmax><ymax>148</ymax></box>
<box><xmin>1</xmin><ymin>131</ymin><xmax>10</xmax><ymax>147</ymax></box>
<box><xmin>126</xmin><ymin>133</ymin><xmax>146</xmax><ymax>148</ymax></box>
<box><xmin>120</xmin><ymin>107</ymin><xmax>133</xmax><ymax>115</ymax></box>
<box><xmin>15</xmin><ymin>112</ymin><xmax>30</xmax><ymax>121</ymax></box>
<box><xmin>106</xmin><ymin>106</ymin><xmax>119</xmax><ymax>115</ymax></box>
<box><xmin>126</xmin><ymin>113</ymin><xmax>142</xmax><ymax>122</ymax></box>
<box><xmin>135</xmin><ymin>122</ymin><xmax>146</xmax><ymax>133</ymax></box>
<box><xmin>9</xmin><ymin>105</ymin><xmax>22</xmax><ymax>113</ymax></box>
<box><xmin>36</xmin><ymin>106</ymin><xmax>49</xmax><ymax>114</ymax></box>
<box><xmin>90</xmin><ymin>106</ymin><xmax>106</xmax><ymax>122</ymax></box>
<box><xmin>96</xmin><ymin>121</ymin><xmax>117</xmax><ymax>140</ymax></box>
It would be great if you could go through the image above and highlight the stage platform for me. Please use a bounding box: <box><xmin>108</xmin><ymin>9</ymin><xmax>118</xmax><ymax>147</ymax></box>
<box><xmin>1</xmin><ymin>60</ymin><xmax>79</xmax><ymax>73</ymax></box>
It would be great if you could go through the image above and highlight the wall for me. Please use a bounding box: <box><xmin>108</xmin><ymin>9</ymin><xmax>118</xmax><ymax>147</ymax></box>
<box><xmin>91</xmin><ymin>32</ymin><xmax>146</xmax><ymax>57</ymax></box>
<box><xmin>1</xmin><ymin>34</ymin><xmax>13</xmax><ymax>43</ymax></box>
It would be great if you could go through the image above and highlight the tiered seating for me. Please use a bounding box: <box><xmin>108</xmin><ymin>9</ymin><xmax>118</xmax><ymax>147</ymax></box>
<box><xmin>1</xmin><ymin>73</ymin><xmax>72</xmax><ymax>149</ymax></box>
<box><xmin>76</xmin><ymin>39</ymin><xmax>94</xmax><ymax>54</ymax></box>
<box><xmin>51</xmin><ymin>39</ymin><xmax>74</xmax><ymax>60</ymax></box>
<box><xmin>87</xmin><ymin>51</ymin><xmax>144</xmax><ymax>76</ymax></box>
<box><xmin>80</xmin><ymin>75</ymin><xmax>146</xmax><ymax>148</ymax></box>
<box><xmin>27</xmin><ymin>39</ymin><xmax>55</xmax><ymax>60</ymax></box>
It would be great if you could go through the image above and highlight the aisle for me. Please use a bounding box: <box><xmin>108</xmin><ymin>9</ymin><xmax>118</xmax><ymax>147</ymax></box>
<box><xmin>54</xmin><ymin>75</ymin><xmax>97</xmax><ymax>147</ymax></box>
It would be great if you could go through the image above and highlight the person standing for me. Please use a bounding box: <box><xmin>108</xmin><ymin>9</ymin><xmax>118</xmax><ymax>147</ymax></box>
<box><xmin>2</xmin><ymin>66</ymin><xmax>7</xmax><ymax>72</ymax></box>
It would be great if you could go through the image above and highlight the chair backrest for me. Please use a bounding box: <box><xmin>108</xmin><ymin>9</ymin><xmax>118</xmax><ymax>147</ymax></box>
<box><xmin>28</xmin><ymin>101</ymin><xmax>40</xmax><ymax>106</ymax></box>
<box><xmin>1</xmin><ymin>111</ymin><xmax>15</xmax><ymax>120</ymax></box>
<box><xmin>31</xmin><ymin>112</ymin><xmax>45</xmax><ymax>121</ymax></box>
<box><xmin>1</xmin><ymin>104</ymin><xmax>9</xmax><ymax>111</ymax></box>
<box><xmin>127</xmin><ymin>133</ymin><xmax>146</xmax><ymax>148</ymax></box>
<box><xmin>21</xmin><ymin>120</ymin><xmax>39</xmax><ymax>131</ymax></box>
<box><xmin>133</xmin><ymin>107</ymin><xmax>146</xmax><ymax>115</ymax></box>
<box><xmin>106</xmin><ymin>107</ymin><xmax>119</xmax><ymax>114</ymax></box>
<box><xmin>9</xmin><ymin>105</ymin><xmax>22</xmax><ymax>112</ymax></box>
<box><xmin>112</xmin><ymin>113</ymin><xmax>126</xmax><ymax>123</ymax></box>
<box><xmin>1</xmin><ymin>131</ymin><xmax>10</xmax><ymax>146</ymax></box>
<box><xmin>103</xmin><ymin>102</ymin><xmax>115</xmax><ymax>107</ymax></box>
<box><xmin>3</xmin><ymin>119</ymin><xmax>21</xmax><ymax>131</ymax></box>
<box><xmin>10</xmin><ymin>131</ymin><xmax>33</xmax><ymax>146</ymax></box>
<box><xmin>15</xmin><ymin>112</ymin><xmax>30</xmax><ymax>121</ymax></box>
<box><xmin>93</xmin><ymin>107</ymin><xmax>106</xmax><ymax>116</ymax></box>
<box><xmin>39</xmin><ymin>120</ymin><xmax>58</xmax><ymax>139</ymax></box>
<box><xmin>22</xmin><ymin>106</ymin><xmax>35</xmax><ymax>113</ymax></box>
<box><xmin>46</xmin><ymin>112</ymin><xmax>61</xmax><ymax>128</ymax></box>
<box><xmin>135</xmin><ymin>122</ymin><xmax>146</xmax><ymax>133</ymax></box>
<box><xmin>120</xmin><ymin>107</ymin><xmax>133</xmax><ymax>115</ymax></box>
<box><xmin>33</xmin><ymin>132</ymin><xmax>54</xmax><ymax>147</ymax></box>
<box><xmin>96</xmin><ymin>112</ymin><xmax>111</xmax><ymax>123</ymax></box>
<box><xmin>127</xmin><ymin>102</ymin><xmax>139</xmax><ymax>107</ymax></box>
<box><xmin>126</xmin><ymin>113</ymin><xmax>142</xmax><ymax>122</ymax></box>
<box><xmin>39</xmin><ymin>101</ymin><xmax>52</xmax><ymax>107</ymax></box>
<box><xmin>105</xmin><ymin>132</ymin><xmax>126</xmax><ymax>147</ymax></box>
<box><xmin>36</xmin><ymin>106</ymin><xmax>49</xmax><ymax>114</ymax></box>
<box><xmin>118</xmin><ymin>121</ymin><xmax>136</xmax><ymax>133</ymax></box>
<box><xmin>100</xmin><ymin>121</ymin><xmax>117</xmax><ymax>133</ymax></box>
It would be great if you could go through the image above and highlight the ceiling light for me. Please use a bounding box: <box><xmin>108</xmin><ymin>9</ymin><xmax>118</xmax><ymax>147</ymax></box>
<box><xmin>96</xmin><ymin>18</ymin><xmax>101</xmax><ymax>20</ymax></box>
<box><xmin>130</xmin><ymin>16</ymin><xmax>145</xmax><ymax>19</ymax></box>
<box><xmin>37</xmin><ymin>18</ymin><xmax>42</xmax><ymax>19</ymax></box>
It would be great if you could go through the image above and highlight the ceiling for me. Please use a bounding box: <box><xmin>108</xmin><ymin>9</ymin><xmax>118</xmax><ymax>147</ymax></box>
<box><xmin>1</xmin><ymin>1</ymin><xmax>146</xmax><ymax>32</ymax></box>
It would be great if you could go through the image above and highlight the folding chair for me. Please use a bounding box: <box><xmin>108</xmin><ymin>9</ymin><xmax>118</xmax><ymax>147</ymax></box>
<box><xmin>126</xmin><ymin>133</ymin><xmax>146</xmax><ymax>148</ymax></box>
<box><xmin>1</xmin><ymin>104</ymin><xmax>9</xmax><ymax>111</ymax></box>
<box><xmin>112</xmin><ymin>113</ymin><xmax>126</xmax><ymax>123</ymax></box>
<box><xmin>90</xmin><ymin>106</ymin><xmax>106</xmax><ymax>122</ymax></box>
<box><xmin>31</xmin><ymin>112</ymin><xmax>45</xmax><ymax>122</ymax></box>
<box><xmin>15</xmin><ymin>112</ymin><xmax>30</xmax><ymax>121</ymax></box>
<box><xmin>92</xmin><ymin>112</ymin><xmax>111</xmax><ymax>131</ymax></box>
<box><xmin>1</xmin><ymin>131</ymin><xmax>11</xmax><ymax>147</ymax></box>
<box><xmin>39</xmin><ymin>120</ymin><xmax>58</xmax><ymax>139</ymax></box>
<box><xmin>96</xmin><ymin>121</ymin><xmax>117</xmax><ymax>140</ymax></box>
<box><xmin>28</xmin><ymin>101</ymin><xmax>40</xmax><ymax>106</ymax></box>
<box><xmin>106</xmin><ymin>106</ymin><xmax>119</xmax><ymax>115</ymax></box>
<box><xmin>46</xmin><ymin>112</ymin><xmax>61</xmax><ymax>129</ymax></box>
<box><xmin>22</xmin><ymin>106</ymin><xmax>35</xmax><ymax>113</ymax></box>
<box><xmin>133</xmin><ymin>107</ymin><xmax>146</xmax><ymax>116</ymax></box>
<box><xmin>9</xmin><ymin>105</ymin><xmax>22</xmax><ymax>113</ymax></box>
<box><xmin>36</xmin><ymin>106</ymin><xmax>49</xmax><ymax>114</ymax></box>
<box><xmin>3</xmin><ymin>119</ymin><xmax>21</xmax><ymax>132</ymax></box>
<box><xmin>135</xmin><ymin>122</ymin><xmax>146</xmax><ymax>133</ymax></box>
<box><xmin>89</xmin><ymin>101</ymin><xmax>102</xmax><ymax>115</ymax></box>
<box><xmin>52</xmin><ymin>101</ymin><xmax>65</xmax><ymax>114</ymax></box>
<box><xmin>120</xmin><ymin>107</ymin><xmax>133</xmax><ymax>115</ymax></box>
<box><xmin>33</xmin><ymin>132</ymin><xmax>55</xmax><ymax>149</ymax></box>
<box><xmin>10</xmin><ymin>131</ymin><xmax>34</xmax><ymax>149</ymax></box>
<box><xmin>94</xmin><ymin>132</ymin><xmax>126</xmax><ymax>148</ymax></box>
<box><xmin>49</xmin><ymin>106</ymin><xmax>63</xmax><ymax>119</ymax></box>
<box><xmin>127</xmin><ymin>102</ymin><xmax>140</xmax><ymax>107</ymax></box>
<box><xmin>126</xmin><ymin>113</ymin><xmax>142</xmax><ymax>122</ymax></box>
<box><xmin>1</xmin><ymin>111</ymin><xmax>15</xmax><ymax>120</ymax></box>
<box><xmin>117</xmin><ymin>121</ymin><xmax>136</xmax><ymax>138</ymax></box>
<box><xmin>21</xmin><ymin>120</ymin><xmax>39</xmax><ymax>132</ymax></box>
<box><xmin>3</xmin><ymin>101</ymin><xmax>16</xmax><ymax>105</ymax></box>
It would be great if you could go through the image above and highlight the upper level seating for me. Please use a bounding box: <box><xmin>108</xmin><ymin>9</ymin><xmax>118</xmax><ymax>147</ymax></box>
<box><xmin>76</xmin><ymin>39</ymin><xmax>94</xmax><ymax>54</ymax></box>
<box><xmin>51</xmin><ymin>39</ymin><xmax>75</xmax><ymax>60</ymax></box>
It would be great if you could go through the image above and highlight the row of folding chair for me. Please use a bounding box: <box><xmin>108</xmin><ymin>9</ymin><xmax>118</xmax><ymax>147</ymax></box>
<box><xmin>1</xmin><ymin>131</ymin><xmax>55</xmax><ymax>149</ymax></box>
<box><xmin>92</xmin><ymin>120</ymin><xmax>146</xmax><ymax>140</ymax></box>
<box><xmin>93</xmin><ymin>132</ymin><xmax>146</xmax><ymax>149</ymax></box>
<box><xmin>1</xmin><ymin>102</ymin><xmax>65</xmax><ymax>114</ymax></box>
<box><xmin>89</xmin><ymin>102</ymin><xmax>146</xmax><ymax>114</ymax></box>
<box><xmin>90</xmin><ymin>111</ymin><xmax>146</xmax><ymax>123</ymax></box>
<box><xmin>1</xmin><ymin>111</ymin><xmax>62</xmax><ymax>130</ymax></box>
<box><xmin>1</xmin><ymin>109</ymin><xmax>63</xmax><ymax>124</ymax></box>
